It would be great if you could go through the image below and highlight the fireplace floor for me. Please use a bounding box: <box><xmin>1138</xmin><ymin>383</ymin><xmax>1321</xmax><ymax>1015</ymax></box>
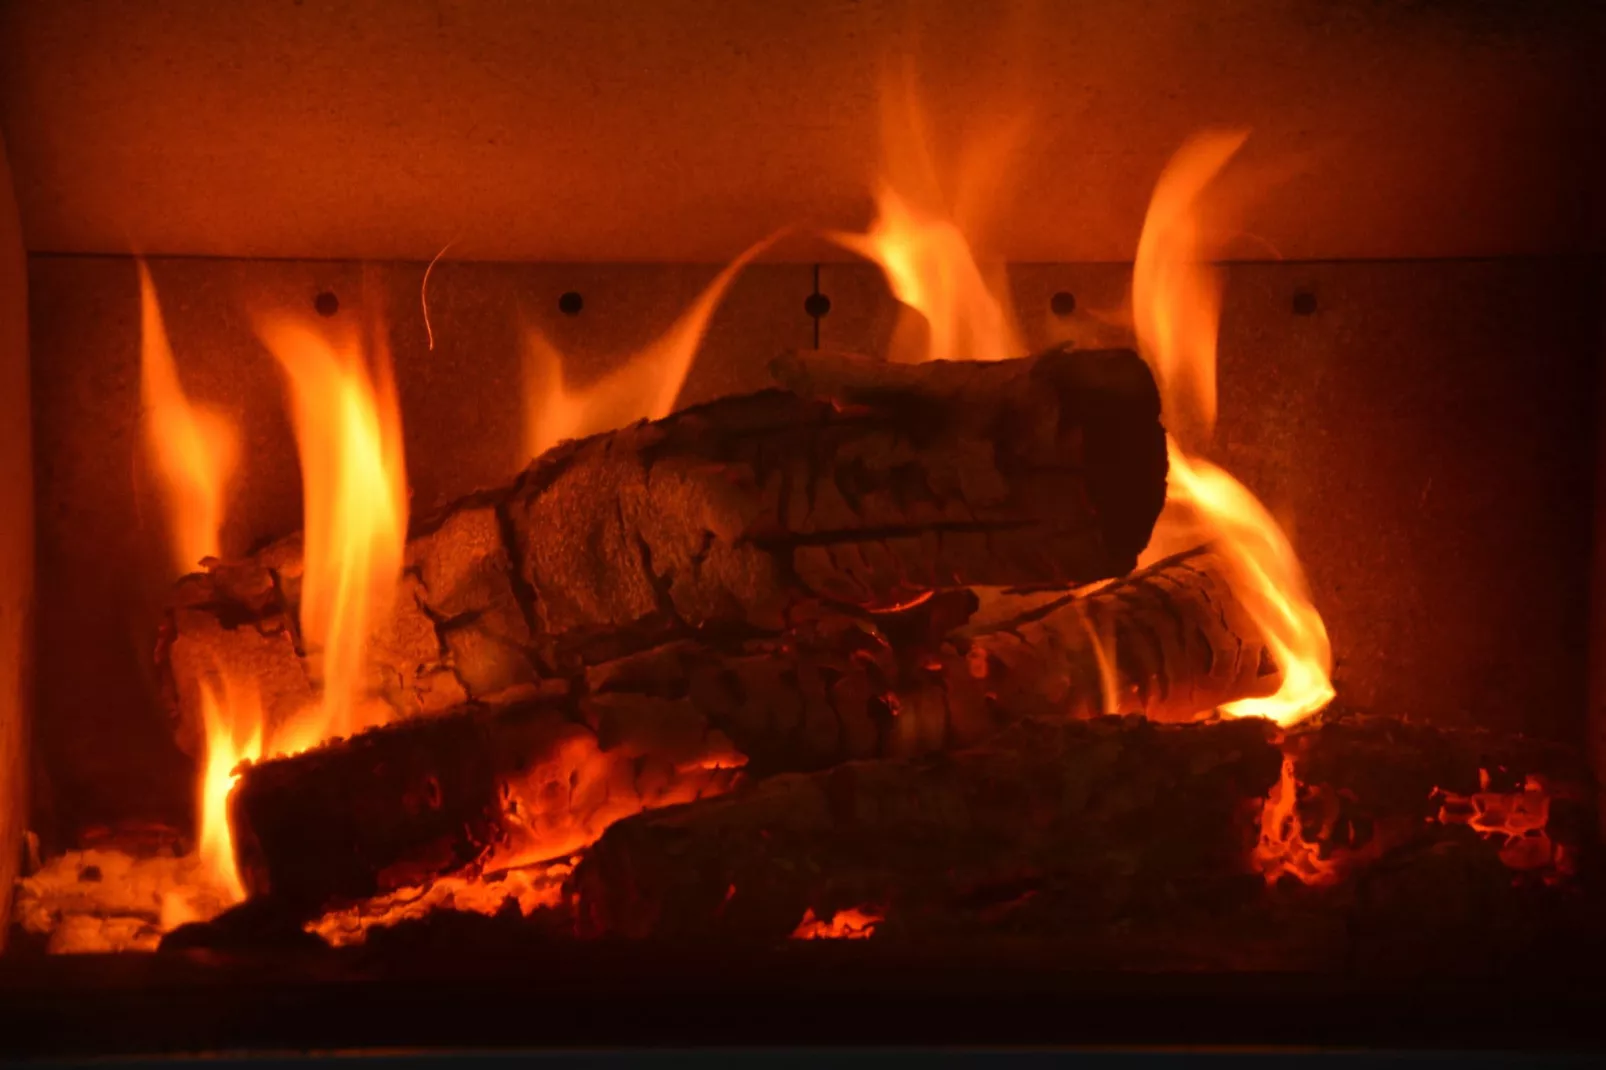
<box><xmin>4</xmin><ymin>944</ymin><xmax>1606</xmax><ymax>1057</ymax></box>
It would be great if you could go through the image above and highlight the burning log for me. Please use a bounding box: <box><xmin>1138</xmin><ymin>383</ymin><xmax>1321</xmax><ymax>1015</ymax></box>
<box><xmin>227</xmin><ymin>688</ymin><xmax>744</xmax><ymax>914</ymax></box>
<box><xmin>565</xmin><ymin>715</ymin><xmax>1282</xmax><ymax>942</ymax></box>
<box><xmin>221</xmin><ymin>614</ymin><xmax>933</xmax><ymax>917</ymax></box>
<box><xmin>219</xmin><ymin>543</ymin><xmax>1294</xmax><ymax>919</ymax></box>
<box><xmin>1260</xmin><ymin>713</ymin><xmax>1594</xmax><ymax>886</ymax></box>
<box><xmin>911</xmin><ymin>545</ymin><xmax>1280</xmax><ymax>732</ymax></box>
<box><xmin>159</xmin><ymin>345</ymin><xmax>1168</xmax><ymax>755</ymax></box>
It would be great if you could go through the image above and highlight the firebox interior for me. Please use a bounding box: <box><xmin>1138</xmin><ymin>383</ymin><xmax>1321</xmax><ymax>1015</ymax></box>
<box><xmin>0</xmin><ymin>0</ymin><xmax>1603</xmax><ymax>1057</ymax></box>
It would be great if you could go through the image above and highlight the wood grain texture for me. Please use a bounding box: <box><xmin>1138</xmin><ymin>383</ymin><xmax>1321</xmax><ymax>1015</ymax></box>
<box><xmin>160</xmin><ymin>346</ymin><xmax>1168</xmax><ymax>761</ymax></box>
<box><xmin>24</xmin><ymin>256</ymin><xmax>1602</xmax><ymax>842</ymax></box>
<box><xmin>917</xmin><ymin>547</ymin><xmax>1278</xmax><ymax>731</ymax></box>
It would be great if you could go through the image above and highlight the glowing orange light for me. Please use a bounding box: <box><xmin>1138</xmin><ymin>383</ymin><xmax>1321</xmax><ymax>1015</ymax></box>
<box><xmin>138</xmin><ymin>262</ymin><xmax>238</xmax><ymax>575</ymax></box>
<box><xmin>791</xmin><ymin>906</ymin><xmax>883</xmax><ymax>940</ymax></box>
<box><xmin>835</xmin><ymin>185</ymin><xmax>1021</xmax><ymax>364</ymax></box>
<box><xmin>1437</xmin><ymin>773</ymin><xmax>1557</xmax><ymax>874</ymax></box>
<box><xmin>195</xmin><ymin>674</ymin><xmax>263</xmax><ymax>903</ymax></box>
<box><xmin>1253</xmin><ymin>757</ymin><xmax>1340</xmax><ymax>887</ymax></box>
<box><xmin>524</xmin><ymin>232</ymin><xmax>782</xmax><ymax>459</ymax></box>
<box><xmin>256</xmin><ymin>312</ymin><xmax>408</xmax><ymax>744</ymax></box>
<box><xmin>831</xmin><ymin>68</ymin><xmax>1023</xmax><ymax>364</ymax></box>
<box><xmin>1132</xmin><ymin>132</ymin><xmax>1333</xmax><ymax>727</ymax></box>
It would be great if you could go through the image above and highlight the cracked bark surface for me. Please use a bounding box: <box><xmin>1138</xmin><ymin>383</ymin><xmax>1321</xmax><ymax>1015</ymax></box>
<box><xmin>158</xmin><ymin>345</ymin><xmax>1167</xmax><ymax>756</ymax></box>
<box><xmin>903</xmin><ymin>546</ymin><xmax>1281</xmax><ymax>734</ymax></box>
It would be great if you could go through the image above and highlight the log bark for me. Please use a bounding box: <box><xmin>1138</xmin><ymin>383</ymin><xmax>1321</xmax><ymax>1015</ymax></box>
<box><xmin>222</xmin><ymin>543</ymin><xmax>1291</xmax><ymax>917</ymax></box>
<box><xmin>223</xmin><ymin>612</ymin><xmax>941</xmax><ymax>916</ymax></box>
<box><xmin>228</xmin><ymin>688</ymin><xmax>744</xmax><ymax>914</ymax></box>
<box><xmin>1268</xmin><ymin>712</ymin><xmax>1593</xmax><ymax>882</ymax></box>
<box><xmin>159</xmin><ymin>345</ymin><xmax>1167</xmax><ymax>757</ymax></box>
<box><xmin>565</xmin><ymin>715</ymin><xmax>1281</xmax><ymax>942</ymax></box>
<box><xmin>890</xmin><ymin>546</ymin><xmax>1280</xmax><ymax>746</ymax></box>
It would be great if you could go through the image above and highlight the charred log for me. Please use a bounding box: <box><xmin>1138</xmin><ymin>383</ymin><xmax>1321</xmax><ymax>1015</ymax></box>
<box><xmin>221</xmin><ymin>542</ymin><xmax>1298</xmax><ymax>918</ymax></box>
<box><xmin>1267</xmin><ymin>712</ymin><xmax>1595</xmax><ymax>882</ymax></box>
<box><xmin>160</xmin><ymin>345</ymin><xmax>1167</xmax><ymax>756</ymax></box>
<box><xmin>565</xmin><ymin>715</ymin><xmax>1282</xmax><ymax>942</ymax></box>
<box><xmin>228</xmin><ymin>689</ymin><xmax>742</xmax><ymax>916</ymax></box>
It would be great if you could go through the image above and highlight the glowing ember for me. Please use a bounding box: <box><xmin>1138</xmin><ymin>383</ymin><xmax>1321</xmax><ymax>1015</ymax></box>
<box><xmin>524</xmin><ymin>231</ymin><xmax>781</xmax><ymax>459</ymax></box>
<box><xmin>791</xmin><ymin>906</ymin><xmax>883</xmax><ymax>940</ymax></box>
<box><xmin>307</xmin><ymin>862</ymin><xmax>572</xmax><ymax>948</ymax></box>
<box><xmin>495</xmin><ymin>730</ymin><xmax>745</xmax><ymax>872</ymax></box>
<box><xmin>1436</xmin><ymin>772</ymin><xmax>1561</xmax><ymax>875</ymax></box>
<box><xmin>256</xmin><ymin>311</ymin><xmax>409</xmax><ymax>744</ymax></box>
<box><xmin>1253</xmin><ymin>757</ymin><xmax>1340</xmax><ymax>887</ymax></box>
<box><xmin>1131</xmin><ymin>132</ymin><xmax>1334</xmax><ymax>727</ymax></box>
<box><xmin>138</xmin><ymin>262</ymin><xmax>238</xmax><ymax>575</ymax></box>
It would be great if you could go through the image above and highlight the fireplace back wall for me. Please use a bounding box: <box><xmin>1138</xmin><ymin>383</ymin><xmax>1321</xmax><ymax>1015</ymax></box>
<box><xmin>21</xmin><ymin>254</ymin><xmax>1602</xmax><ymax>841</ymax></box>
<box><xmin>1</xmin><ymin>0</ymin><xmax>1602</xmax><ymax>845</ymax></box>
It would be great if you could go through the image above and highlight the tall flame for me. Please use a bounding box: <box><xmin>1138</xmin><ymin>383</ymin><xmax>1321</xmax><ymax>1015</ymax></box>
<box><xmin>524</xmin><ymin>232</ymin><xmax>782</xmax><ymax>459</ymax></box>
<box><xmin>138</xmin><ymin>262</ymin><xmax>238</xmax><ymax>574</ymax></box>
<box><xmin>257</xmin><ymin>313</ymin><xmax>408</xmax><ymax>743</ymax></box>
<box><xmin>1133</xmin><ymin>132</ymin><xmax>1333</xmax><ymax>726</ymax></box>
<box><xmin>196</xmin><ymin>675</ymin><xmax>262</xmax><ymax>902</ymax></box>
<box><xmin>832</xmin><ymin>66</ymin><xmax>1023</xmax><ymax>364</ymax></box>
<box><xmin>834</xmin><ymin>185</ymin><xmax>1022</xmax><ymax>364</ymax></box>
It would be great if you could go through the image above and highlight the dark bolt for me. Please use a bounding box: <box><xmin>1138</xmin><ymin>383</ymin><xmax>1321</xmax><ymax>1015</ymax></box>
<box><xmin>803</xmin><ymin>292</ymin><xmax>832</xmax><ymax>319</ymax></box>
<box><xmin>1049</xmin><ymin>291</ymin><xmax>1077</xmax><ymax>317</ymax></box>
<box><xmin>557</xmin><ymin>291</ymin><xmax>584</xmax><ymax>316</ymax></box>
<box><xmin>313</xmin><ymin>291</ymin><xmax>340</xmax><ymax>317</ymax></box>
<box><xmin>1292</xmin><ymin>290</ymin><xmax>1318</xmax><ymax>316</ymax></box>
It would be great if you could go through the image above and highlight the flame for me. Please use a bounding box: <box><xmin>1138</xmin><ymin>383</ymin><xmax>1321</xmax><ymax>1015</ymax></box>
<box><xmin>138</xmin><ymin>262</ymin><xmax>239</xmax><ymax>574</ymax></box>
<box><xmin>832</xmin><ymin>67</ymin><xmax>1023</xmax><ymax>364</ymax></box>
<box><xmin>195</xmin><ymin>675</ymin><xmax>263</xmax><ymax>903</ymax></box>
<box><xmin>524</xmin><ymin>232</ymin><xmax>782</xmax><ymax>459</ymax></box>
<box><xmin>791</xmin><ymin>906</ymin><xmax>883</xmax><ymax>940</ymax></box>
<box><xmin>1253</xmin><ymin>757</ymin><xmax>1341</xmax><ymax>887</ymax></box>
<box><xmin>257</xmin><ymin>313</ymin><xmax>408</xmax><ymax>743</ymax></box>
<box><xmin>835</xmin><ymin>185</ymin><xmax>1022</xmax><ymax>364</ymax></box>
<box><xmin>1132</xmin><ymin>132</ymin><xmax>1333</xmax><ymax>727</ymax></box>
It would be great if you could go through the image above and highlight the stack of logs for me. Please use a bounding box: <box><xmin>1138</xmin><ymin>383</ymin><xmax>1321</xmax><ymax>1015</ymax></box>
<box><xmin>157</xmin><ymin>345</ymin><xmax>1595</xmax><ymax>962</ymax></box>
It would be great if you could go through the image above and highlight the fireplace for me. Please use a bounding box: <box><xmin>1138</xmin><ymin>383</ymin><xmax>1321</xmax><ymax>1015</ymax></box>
<box><xmin>1</xmin><ymin>0</ymin><xmax>1605</xmax><ymax>1057</ymax></box>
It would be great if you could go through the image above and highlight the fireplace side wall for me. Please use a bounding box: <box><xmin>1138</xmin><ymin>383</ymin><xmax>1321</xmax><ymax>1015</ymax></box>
<box><xmin>0</xmin><ymin>135</ymin><xmax>32</xmax><ymax>948</ymax></box>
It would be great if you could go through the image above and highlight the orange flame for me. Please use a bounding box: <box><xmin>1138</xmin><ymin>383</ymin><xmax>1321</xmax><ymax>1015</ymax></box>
<box><xmin>524</xmin><ymin>232</ymin><xmax>782</xmax><ymax>459</ymax></box>
<box><xmin>1133</xmin><ymin>132</ymin><xmax>1333</xmax><ymax>727</ymax></box>
<box><xmin>257</xmin><ymin>312</ymin><xmax>408</xmax><ymax>743</ymax></box>
<box><xmin>791</xmin><ymin>906</ymin><xmax>883</xmax><ymax>940</ymax></box>
<box><xmin>195</xmin><ymin>674</ymin><xmax>263</xmax><ymax>902</ymax></box>
<box><xmin>138</xmin><ymin>262</ymin><xmax>238</xmax><ymax>575</ymax></box>
<box><xmin>1253</xmin><ymin>757</ymin><xmax>1341</xmax><ymax>886</ymax></box>
<box><xmin>835</xmin><ymin>185</ymin><xmax>1022</xmax><ymax>364</ymax></box>
<box><xmin>832</xmin><ymin>67</ymin><xmax>1023</xmax><ymax>364</ymax></box>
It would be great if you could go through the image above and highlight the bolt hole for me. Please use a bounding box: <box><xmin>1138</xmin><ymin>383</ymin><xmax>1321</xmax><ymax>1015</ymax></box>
<box><xmin>1292</xmin><ymin>290</ymin><xmax>1317</xmax><ymax>316</ymax></box>
<box><xmin>558</xmin><ymin>291</ymin><xmax>584</xmax><ymax>316</ymax></box>
<box><xmin>1049</xmin><ymin>291</ymin><xmax>1077</xmax><ymax>318</ymax></box>
<box><xmin>313</xmin><ymin>291</ymin><xmax>339</xmax><ymax>317</ymax></box>
<box><xmin>804</xmin><ymin>292</ymin><xmax>832</xmax><ymax>319</ymax></box>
